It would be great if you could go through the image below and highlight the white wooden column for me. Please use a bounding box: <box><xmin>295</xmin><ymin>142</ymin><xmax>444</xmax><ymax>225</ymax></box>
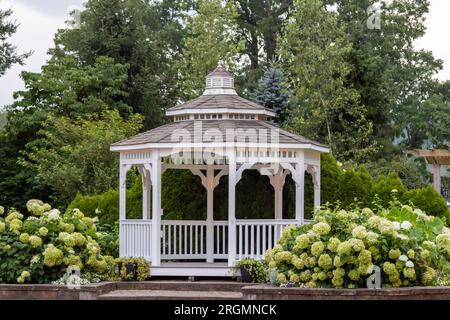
<box><xmin>227</xmin><ymin>150</ymin><xmax>237</xmax><ymax>267</ymax></box>
<box><xmin>151</xmin><ymin>151</ymin><xmax>161</xmax><ymax>266</ymax></box>
<box><xmin>313</xmin><ymin>165</ymin><xmax>321</xmax><ymax>210</ymax></box>
<box><xmin>433</xmin><ymin>163</ymin><xmax>442</xmax><ymax>194</ymax></box>
<box><xmin>307</xmin><ymin>164</ymin><xmax>321</xmax><ymax>211</ymax></box>
<box><xmin>119</xmin><ymin>161</ymin><xmax>131</xmax><ymax>258</ymax></box>
<box><xmin>206</xmin><ymin>166</ymin><xmax>214</xmax><ymax>263</ymax></box>
<box><xmin>119</xmin><ymin>162</ymin><xmax>131</xmax><ymax>220</ymax></box>
<box><xmin>268</xmin><ymin>167</ymin><xmax>288</xmax><ymax>220</ymax></box>
<box><xmin>138</xmin><ymin>165</ymin><xmax>152</xmax><ymax>220</ymax></box>
<box><xmin>294</xmin><ymin>153</ymin><xmax>305</xmax><ymax>224</ymax></box>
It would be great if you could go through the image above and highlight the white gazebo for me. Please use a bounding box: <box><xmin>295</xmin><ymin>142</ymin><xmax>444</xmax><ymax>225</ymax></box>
<box><xmin>110</xmin><ymin>67</ymin><xmax>329</xmax><ymax>276</ymax></box>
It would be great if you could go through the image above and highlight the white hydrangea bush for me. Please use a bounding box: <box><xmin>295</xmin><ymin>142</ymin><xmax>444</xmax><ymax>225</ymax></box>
<box><xmin>0</xmin><ymin>200</ymin><xmax>114</xmax><ymax>284</ymax></box>
<box><xmin>266</xmin><ymin>204</ymin><xmax>450</xmax><ymax>288</ymax></box>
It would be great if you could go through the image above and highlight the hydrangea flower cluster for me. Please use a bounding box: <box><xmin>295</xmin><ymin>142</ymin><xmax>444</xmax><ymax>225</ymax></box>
<box><xmin>0</xmin><ymin>201</ymin><xmax>116</xmax><ymax>284</ymax></box>
<box><xmin>266</xmin><ymin>204</ymin><xmax>450</xmax><ymax>288</ymax></box>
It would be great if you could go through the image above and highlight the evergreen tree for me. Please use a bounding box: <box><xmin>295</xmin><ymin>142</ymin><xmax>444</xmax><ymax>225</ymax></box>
<box><xmin>253</xmin><ymin>64</ymin><xmax>289</xmax><ymax>125</ymax></box>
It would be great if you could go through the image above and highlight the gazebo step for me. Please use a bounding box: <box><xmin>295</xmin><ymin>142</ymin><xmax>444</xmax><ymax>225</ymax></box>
<box><xmin>98</xmin><ymin>289</ymin><xmax>243</xmax><ymax>300</ymax></box>
<box><xmin>150</xmin><ymin>262</ymin><xmax>235</xmax><ymax>277</ymax></box>
<box><xmin>112</xmin><ymin>280</ymin><xmax>247</xmax><ymax>292</ymax></box>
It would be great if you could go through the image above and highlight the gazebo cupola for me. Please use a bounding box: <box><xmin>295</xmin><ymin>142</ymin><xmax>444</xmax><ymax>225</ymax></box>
<box><xmin>204</xmin><ymin>66</ymin><xmax>236</xmax><ymax>95</ymax></box>
<box><xmin>166</xmin><ymin>66</ymin><xmax>276</xmax><ymax>122</ymax></box>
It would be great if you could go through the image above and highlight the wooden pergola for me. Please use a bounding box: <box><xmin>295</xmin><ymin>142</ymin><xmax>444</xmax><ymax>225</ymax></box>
<box><xmin>405</xmin><ymin>149</ymin><xmax>450</xmax><ymax>195</ymax></box>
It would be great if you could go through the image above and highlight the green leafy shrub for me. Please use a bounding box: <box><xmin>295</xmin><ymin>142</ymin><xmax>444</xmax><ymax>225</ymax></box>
<box><xmin>266</xmin><ymin>203</ymin><xmax>450</xmax><ymax>288</ymax></box>
<box><xmin>234</xmin><ymin>258</ymin><xmax>268</xmax><ymax>283</ymax></box>
<box><xmin>114</xmin><ymin>257</ymin><xmax>149</xmax><ymax>281</ymax></box>
<box><xmin>372</xmin><ymin>172</ymin><xmax>408</xmax><ymax>207</ymax></box>
<box><xmin>322</xmin><ymin>155</ymin><xmax>450</xmax><ymax>224</ymax></box>
<box><xmin>404</xmin><ymin>185</ymin><xmax>450</xmax><ymax>222</ymax></box>
<box><xmin>0</xmin><ymin>200</ymin><xmax>117</xmax><ymax>284</ymax></box>
<box><xmin>66</xmin><ymin>177</ymin><xmax>142</xmax><ymax>225</ymax></box>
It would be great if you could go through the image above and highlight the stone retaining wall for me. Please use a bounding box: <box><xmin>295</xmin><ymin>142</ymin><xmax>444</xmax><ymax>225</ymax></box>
<box><xmin>1</xmin><ymin>282</ymin><xmax>450</xmax><ymax>300</ymax></box>
<box><xmin>241</xmin><ymin>285</ymin><xmax>450</xmax><ymax>300</ymax></box>
<box><xmin>0</xmin><ymin>282</ymin><xmax>117</xmax><ymax>300</ymax></box>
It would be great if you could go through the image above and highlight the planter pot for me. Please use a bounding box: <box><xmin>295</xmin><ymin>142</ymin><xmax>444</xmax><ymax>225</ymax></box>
<box><xmin>117</xmin><ymin>262</ymin><xmax>138</xmax><ymax>281</ymax></box>
<box><xmin>240</xmin><ymin>266</ymin><xmax>253</xmax><ymax>283</ymax></box>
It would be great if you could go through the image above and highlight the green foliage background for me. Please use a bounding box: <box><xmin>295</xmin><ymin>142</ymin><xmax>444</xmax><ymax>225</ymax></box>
<box><xmin>0</xmin><ymin>0</ymin><xmax>449</xmax><ymax>219</ymax></box>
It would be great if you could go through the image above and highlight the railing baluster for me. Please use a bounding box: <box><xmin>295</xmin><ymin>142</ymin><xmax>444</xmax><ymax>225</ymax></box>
<box><xmin>195</xmin><ymin>225</ymin><xmax>198</xmax><ymax>254</ymax></box>
<box><xmin>250</xmin><ymin>225</ymin><xmax>255</xmax><ymax>258</ymax></box>
<box><xmin>200</xmin><ymin>225</ymin><xmax>204</xmax><ymax>254</ymax></box>
<box><xmin>189</xmin><ymin>224</ymin><xmax>193</xmax><ymax>255</ymax></box>
<box><xmin>162</xmin><ymin>224</ymin><xmax>166</xmax><ymax>255</ymax></box>
<box><xmin>222</xmin><ymin>224</ymin><xmax>226</xmax><ymax>255</ymax></box>
<box><xmin>244</xmin><ymin>225</ymin><xmax>249</xmax><ymax>257</ymax></box>
<box><xmin>256</xmin><ymin>225</ymin><xmax>260</xmax><ymax>259</ymax></box>
<box><xmin>268</xmin><ymin>224</ymin><xmax>273</xmax><ymax>249</ymax></box>
<box><xmin>168</xmin><ymin>225</ymin><xmax>172</xmax><ymax>255</ymax></box>
<box><xmin>262</xmin><ymin>225</ymin><xmax>266</xmax><ymax>257</ymax></box>
<box><xmin>238</xmin><ymin>225</ymin><xmax>242</xmax><ymax>259</ymax></box>
<box><xmin>178</xmin><ymin>225</ymin><xmax>182</xmax><ymax>255</ymax></box>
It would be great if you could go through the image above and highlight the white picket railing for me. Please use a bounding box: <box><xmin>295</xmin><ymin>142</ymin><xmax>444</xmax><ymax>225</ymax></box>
<box><xmin>235</xmin><ymin>219</ymin><xmax>298</xmax><ymax>260</ymax></box>
<box><xmin>120</xmin><ymin>219</ymin><xmax>307</xmax><ymax>262</ymax></box>
<box><xmin>213</xmin><ymin>221</ymin><xmax>228</xmax><ymax>259</ymax></box>
<box><xmin>120</xmin><ymin>220</ymin><xmax>152</xmax><ymax>260</ymax></box>
<box><xmin>161</xmin><ymin>220</ymin><xmax>207</xmax><ymax>259</ymax></box>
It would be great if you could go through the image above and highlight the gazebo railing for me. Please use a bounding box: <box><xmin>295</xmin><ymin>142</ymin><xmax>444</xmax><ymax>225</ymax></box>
<box><xmin>120</xmin><ymin>220</ymin><xmax>152</xmax><ymax>260</ymax></box>
<box><xmin>120</xmin><ymin>219</ymin><xmax>310</xmax><ymax>262</ymax></box>
<box><xmin>235</xmin><ymin>219</ymin><xmax>298</xmax><ymax>260</ymax></box>
<box><xmin>161</xmin><ymin>220</ymin><xmax>207</xmax><ymax>259</ymax></box>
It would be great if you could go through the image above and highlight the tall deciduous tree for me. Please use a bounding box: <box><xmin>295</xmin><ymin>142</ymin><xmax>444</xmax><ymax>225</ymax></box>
<box><xmin>0</xmin><ymin>55</ymin><xmax>132</xmax><ymax>209</ymax></box>
<box><xmin>231</xmin><ymin>0</ymin><xmax>294</xmax><ymax>94</ymax></box>
<box><xmin>176</xmin><ymin>0</ymin><xmax>245</xmax><ymax>100</ymax></box>
<box><xmin>252</xmin><ymin>63</ymin><xmax>289</xmax><ymax>125</ymax></box>
<box><xmin>231</xmin><ymin>1</ymin><xmax>292</xmax><ymax>67</ymax></box>
<box><xmin>20</xmin><ymin>110</ymin><xmax>143</xmax><ymax>205</ymax></box>
<box><xmin>279</xmin><ymin>0</ymin><xmax>376</xmax><ymax>161</ymax></box>
<box><xmin>54</xmin><ymin>0</ymin><xmax>190</xmax><ymax>129</ymax></box>
<box><xmin>326</xmin><ymin>0</ymin><xmax>442</xmax><ymax>156</ymax></box>
<box><xmin>0</xmin><ymin>9</ymin><xmax>31</xmax><ymax>77</ymax></box>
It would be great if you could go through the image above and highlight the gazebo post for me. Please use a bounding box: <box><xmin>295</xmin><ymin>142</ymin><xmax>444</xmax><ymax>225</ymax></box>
<box><xmin>206</xmin><ymin>166</ymin><xmax>214</xmax><ymax>263</ymax></box>
<box><xmin>119</xmin><ymin>161</ymin><xmax>131</xmax><ymax>257</ymax></box>
<box><xmin>433</xmin><ymin>164</ymin><xmax>441</xmax><ymax>194</ymax></box>
<box><xmin>313</xmin><ymin>165</ymin><xmax>321</xmax><ymax>210</ymax></box>
<box><xmin>151</xmin><ymin>151</ymin><xmax>161</xmax><ymax>266</ymax></box>
<box><xmin>227</xmin><ymin>150</ymin><xmax>237</xmax><ymax>267</ymax></box>
<box><xmin>138</xmin><ymin>165</ymin><xmax>152</xmax><ymax>220</ymax></box>
<box><xmin>269</xmin><ymin>167</ymin><xmax>286</xmax><ymax>220</ymax></box>
<box><xmin>309</xmin><ymin>164</ymin><xmax>321</xmax><ymax>210</ymax></box>
<box><xmin>295</xmin><ymin>153</ymin><xmax>305</xmax><ymax>224</ymax></box>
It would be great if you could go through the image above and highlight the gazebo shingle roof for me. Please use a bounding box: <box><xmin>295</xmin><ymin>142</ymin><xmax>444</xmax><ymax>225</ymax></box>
<box><xmin>167</xmin><ymin>94</ymin><xmax>273</xmax><ymax>112</ymax></box>
<box><xmin>111</xmin><ymin>120</ymin><xmax>327</xmax><ymax>147</ymax></box>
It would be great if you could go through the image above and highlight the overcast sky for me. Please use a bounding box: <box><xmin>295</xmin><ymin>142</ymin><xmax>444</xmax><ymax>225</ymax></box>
<box><xmin>1</xmin><ymin>0</ymin><xmax>450</xmax><ymax>108</ymax></box>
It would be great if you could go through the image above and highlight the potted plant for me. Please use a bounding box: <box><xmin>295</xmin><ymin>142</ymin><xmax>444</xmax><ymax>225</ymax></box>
<box><xmin>115</xmin><ymin>257</ymin><xmax>150</xmax><ymax>281</ymax></box>
<box><xmin>234</xmin><ymin>258</ymin><xmax>268</xmax><ymax>283</ymax></box>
